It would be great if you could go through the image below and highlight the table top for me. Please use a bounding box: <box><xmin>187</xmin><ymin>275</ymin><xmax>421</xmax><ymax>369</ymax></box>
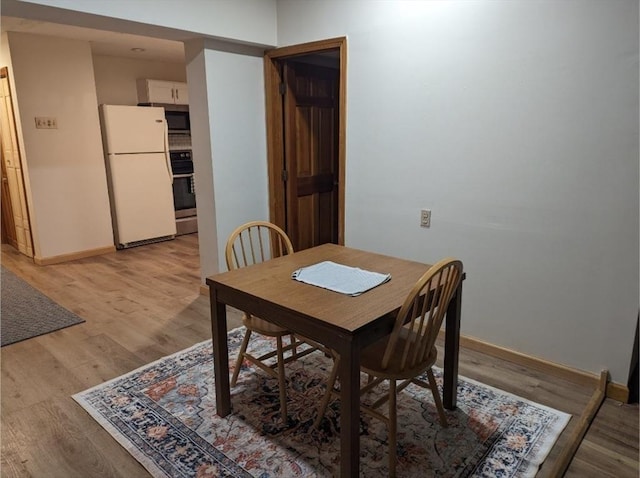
<box><xmin>207</xmin><ymin>243</ymin><xmax>433</xmax><ymax>334</ymax></box>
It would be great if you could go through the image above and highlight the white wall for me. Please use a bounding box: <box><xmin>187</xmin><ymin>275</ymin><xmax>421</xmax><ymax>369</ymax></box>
<box><xmin>6</xmin><ymin>32</ymin><xmax>114</xmax><ymax>260</ymax></box>
<box><xmin>185</xmin><ymin>42</ymin><xmax>219</xmax><ymax>280</ymax></box>
<box><xmin>184</xmin><ymin>41</ymin><xmax>269</xmax><ymax>282</ymax></box>
<box><xmin>276</xmin><ymin>0</ymin><xmax>640</xmax><ymax>383</ymax></box>
<box><xmin>203</xmin><ymin>47</ymin><xmax>269</xmax><ymax>279</ymax></box>
<box><xmin>92</xmin><ymin>55</ymin><xmax>186</xmax><ymax>105</ymax></box>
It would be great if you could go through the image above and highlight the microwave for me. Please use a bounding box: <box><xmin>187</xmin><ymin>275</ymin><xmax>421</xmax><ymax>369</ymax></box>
<box><xmin>164</xmin><ymin>109</ymin><xmax>190</xmax><ymax>132</ymax></box>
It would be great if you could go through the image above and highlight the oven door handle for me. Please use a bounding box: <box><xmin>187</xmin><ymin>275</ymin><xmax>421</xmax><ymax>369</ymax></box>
<box><xmin>172</xmin><ymin>174</ymin><xmax>194</xmax><ymax>179</ymax></box>
<box><xmin>163</xmin><ymin>121</ymin><xmax>173</xmax><ymax>184</ymax></box>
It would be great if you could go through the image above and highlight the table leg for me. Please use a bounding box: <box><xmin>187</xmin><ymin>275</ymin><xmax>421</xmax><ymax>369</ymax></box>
<box><xmin>339</xmin><ymin>342</ymin><xmax>360</xmax><ymax>477</ymax></box>
<box><xmin>443</xmin><ymin>280</ymin><xmax>462</xmax><ymax>410</ymax></box>
<box><xmin>210</xmin><ymin>286</ymin><xmax>231</xmax><ymax>417</ymax></box>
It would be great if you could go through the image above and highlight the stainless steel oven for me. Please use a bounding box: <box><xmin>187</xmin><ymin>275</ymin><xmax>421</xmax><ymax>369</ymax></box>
<box><xmin>170</xmin><ymin>151</ymin><xmax>198</xmax><ymax>235</ymax></box>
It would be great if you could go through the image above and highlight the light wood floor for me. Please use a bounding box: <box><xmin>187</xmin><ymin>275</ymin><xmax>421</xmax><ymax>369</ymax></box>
<box><xmin>1</xmin><ymin>235</ymin><xmax>638</xmax><ymax>477</ymax></box>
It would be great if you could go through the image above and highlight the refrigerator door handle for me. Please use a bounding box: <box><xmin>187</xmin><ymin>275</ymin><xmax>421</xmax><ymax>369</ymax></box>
<box><xmin>163</xmin><ymin>120</ymin><xmax>173</xmax><ymax>184</ymax></box>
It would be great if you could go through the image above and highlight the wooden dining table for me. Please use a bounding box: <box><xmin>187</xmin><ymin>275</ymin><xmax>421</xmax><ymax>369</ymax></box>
<box><xmin>206</xmin><ymin>243</ymin><xmax>464</xmax><ymax>477</ymax></box>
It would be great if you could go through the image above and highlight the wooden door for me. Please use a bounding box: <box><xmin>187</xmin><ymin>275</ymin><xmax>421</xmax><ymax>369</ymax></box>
<box><xmin>0</xmin><ymin>67</ymin><xmax>33</xmax><ymax>257</ymax></box>
<box><xmin>283</xmin><ymin>61</ymin><xmax>339</xmax><ymax>251</ymax></box>
<box><xmin>264</xmin><ymin>37</ymin><xmax>347</xmax><ymax>252</ymax></box>
<box><xmin>1</xmin><ymin>147</ymin><xmax>17</xmax><ymax>247</ymax></box>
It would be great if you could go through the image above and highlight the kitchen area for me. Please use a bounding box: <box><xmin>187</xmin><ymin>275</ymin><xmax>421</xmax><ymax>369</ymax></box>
<box><xmin>100</xmin><ymin>79</ymin><xmax>198</xmax><ymax>249</ymax></box>
<box><xmin>0</xmin><ymin>30</ymin><xmax>209</xmax><ymax>264</ymax></box>
<box><xmin>137</xmin><ymin>79</ymin><xmax>198</xmax><ymax>237</ymax></box>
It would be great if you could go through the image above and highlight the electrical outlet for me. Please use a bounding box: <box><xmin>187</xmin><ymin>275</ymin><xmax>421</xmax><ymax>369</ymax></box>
<box><xmin>420</xmin><ymin>209</ymin><xmax>431</xmax><ymax>228</ymax></box>
<box><xmin>35</xmin><ymin>117</ymin><xmax>58</xmax><ymax>129</ymax></box>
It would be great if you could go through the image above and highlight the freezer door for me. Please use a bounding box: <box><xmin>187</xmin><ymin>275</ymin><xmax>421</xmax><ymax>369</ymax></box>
<box><xmin>100</xmin><ymin>105</ymin><xmax>166</xmax><ymax>154</ymax></box>
<box><xmin>107</xmin><ymin>153</ymin><xmax>177</xmax><ymax>245</ymax></box>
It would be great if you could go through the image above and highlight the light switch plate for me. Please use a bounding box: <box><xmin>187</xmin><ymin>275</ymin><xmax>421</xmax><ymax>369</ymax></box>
<box><xmin>35</xmin><ymin>117</ymin><xmax>57</xmax><ymax>129</ymax></box>
<box><xmin>420</xmin><ymin>209</ymin><xmax>431</xmax><ymax>228</ymax></box>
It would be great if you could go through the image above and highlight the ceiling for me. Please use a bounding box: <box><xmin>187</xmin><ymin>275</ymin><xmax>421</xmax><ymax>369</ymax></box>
<box><xmin>1</xmin><ymin>16</ymin><xmax>186</xmax><ymax>63</ymax></box>
<box><xmin>0</xmin><ymin>16</ymin><xmax>341</xmax><ymax>67</ymax></box>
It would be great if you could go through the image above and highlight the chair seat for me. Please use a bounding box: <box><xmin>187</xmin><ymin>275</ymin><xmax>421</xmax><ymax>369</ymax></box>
<box><xmin>360</xmin><ymin>327</ymin><xmax>438</xmax><ymax>380</ymax></box>
<box><xmin>242</xmin><ymin>314</ymin><xmax>289</xmax><ymax>336</ymax></box>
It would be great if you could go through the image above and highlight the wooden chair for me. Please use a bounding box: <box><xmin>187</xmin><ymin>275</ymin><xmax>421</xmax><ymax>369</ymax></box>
<box><xmin>226</xmin><ymin>220</ymin><xmax>319</xmax><ymax>421</ymax></box>
<box><xmin>314</xmin><ymin>257</ymin><xmax>463</xmax><ymax>477</ymax></box>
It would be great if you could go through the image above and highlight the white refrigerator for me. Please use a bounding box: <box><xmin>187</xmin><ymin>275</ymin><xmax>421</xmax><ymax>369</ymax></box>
<box><xmin>100</xmin><ymin>105</ymin><xmax>177</xmax><ymax>248</ymax></box>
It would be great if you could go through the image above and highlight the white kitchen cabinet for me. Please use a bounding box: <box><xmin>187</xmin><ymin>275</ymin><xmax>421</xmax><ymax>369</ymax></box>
<box><xmin>137</xmin><ymin>79</ymin><xmax>189</xmax><ymax>105</ymax></box>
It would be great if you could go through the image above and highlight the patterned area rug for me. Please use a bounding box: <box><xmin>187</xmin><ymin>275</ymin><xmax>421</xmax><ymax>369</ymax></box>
<box><xmin>73</xmin><ymin>328</ymin><xmax>570</xmax><ymax>477</ymax></box>
<box><xmin>1</xmin><ymin>266</ymin><xmax>85</xmax><ymax>347</ymax></box>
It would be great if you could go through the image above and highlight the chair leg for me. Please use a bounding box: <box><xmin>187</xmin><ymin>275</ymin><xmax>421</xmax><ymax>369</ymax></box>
<box><xmin>290</xmin><ymin>333</ymin><xmax>297</xmax><ymax>358</ymax></box>
<box><xmin>388</xmin><ymin>379</ymin><xmax>397</xmax><ymax>478</ymax></box>
<box><xmin>426</xmin><ymin>368</ymin><xmax>448</xmax><ymax>427</ymax></box>
<box><xmin>231</xmin><ymin>329</ymin><xmax>252</xmax><ymax>387</ymax></box>
<box><xmin>313</xmin><ymin>355</ymin><xmax>340</xmax><ymax>428</ymax></box>
<box><xmin>276</xmin><ymin>335</ymin><xmax>287</xmax><ymax>421</ymax></box>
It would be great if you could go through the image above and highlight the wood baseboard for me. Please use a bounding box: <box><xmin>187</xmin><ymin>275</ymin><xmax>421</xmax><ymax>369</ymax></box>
<box><xmin>34</xmin><ymin>245</ymin><xmax>116</xmax><ymax>265</ymax></box>
<box><xmin>450</xmin><ymin>332</ymin><xmax>629</xmax><ymax>403</ymax></box>
<box><xmin>199</xmin><ymin>284</ymin><xmax>209</xmax><ymax>296</ymax></box>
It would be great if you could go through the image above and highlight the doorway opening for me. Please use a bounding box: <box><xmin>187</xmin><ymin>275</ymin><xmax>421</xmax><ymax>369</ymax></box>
<box><xmin>264</xmin><ymin>37</ymin><xmax>347</xmax><ymax>251</ymax></box>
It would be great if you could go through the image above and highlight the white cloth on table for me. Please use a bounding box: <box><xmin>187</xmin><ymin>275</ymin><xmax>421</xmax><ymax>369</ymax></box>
<box><xmin>291</xmin><ymin>260</ymin><xmax>391</xmax><ymax>296</ymax></box>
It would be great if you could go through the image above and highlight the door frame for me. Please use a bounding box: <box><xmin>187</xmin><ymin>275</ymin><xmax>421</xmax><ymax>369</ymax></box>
<box><xmin>1</xmin><ymin>146</ymin><xmax>18</xmax><ymax>248</ymax></box>
<box><xmin>264</xmin><ymin>37</ymin><xmax>347</xmax><ymax>245</ymax></box>
<box><xmin>0</xmin><ymin>66</ymin><xmax>34</xmax><ymax>257</ymax></box>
